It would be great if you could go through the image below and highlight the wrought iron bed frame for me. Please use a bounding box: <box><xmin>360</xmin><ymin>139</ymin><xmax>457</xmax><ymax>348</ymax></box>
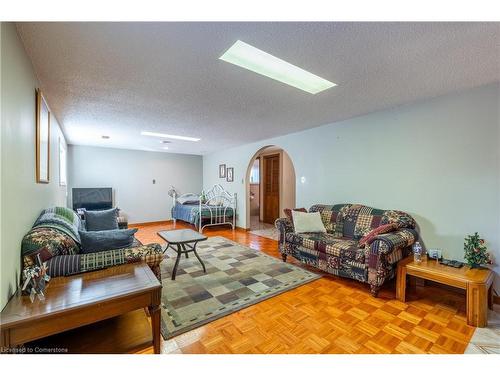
<box><xmin>172</xmin><ymin>184</ymin><xmax>237</xmax><ymax>233</ymax></box>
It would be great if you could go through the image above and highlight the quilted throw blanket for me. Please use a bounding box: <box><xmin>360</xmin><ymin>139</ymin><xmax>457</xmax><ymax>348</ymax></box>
<box><xmin>33</xmin><ymin>207</ymin><xmax>82</xmax><ymax>244</ymax></box>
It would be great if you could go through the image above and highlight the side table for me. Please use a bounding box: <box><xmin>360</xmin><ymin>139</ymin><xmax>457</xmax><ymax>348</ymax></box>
<box><xmin>396</xmin><ymin>256</ymin><xmax>494</xmax><ymax>327</ymax></box>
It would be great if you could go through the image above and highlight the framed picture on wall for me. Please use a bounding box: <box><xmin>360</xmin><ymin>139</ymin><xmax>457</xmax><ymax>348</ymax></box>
<box><xmin>226</xmin><ymin>167</ymin><xmax>234</xmax><ymax>182</ymax></box>
<box><xmin>36</xmin><ymin>89</ymin><xmax>50</xmax><ymax>183</ymax></box>
<box><xmin>219</xmin><ymin>164</ymin><xmax>226</xmax><ymax>178</ymax></box>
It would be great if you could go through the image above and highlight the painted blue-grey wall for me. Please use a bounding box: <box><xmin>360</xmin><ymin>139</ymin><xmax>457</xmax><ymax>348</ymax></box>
<box><xmin>1</xmin><ymin>22</ymin><xmax>68</xmax><ymax>309</ymax></box>
<box><xmin>203</xmin><ymin>83</ymin><xmax>500</xmax><ymax>292</ymax></box>
<box><xmin>68</xmin><ymin>145</ymin><xmax>203</xmax><ymax>224</ymax></box>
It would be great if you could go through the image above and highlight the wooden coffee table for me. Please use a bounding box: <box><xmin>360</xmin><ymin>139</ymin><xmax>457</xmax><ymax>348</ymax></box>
<box><xmin>158</xmin><ymin>229</ymin><xmax>208</xmax><ymax>280</ymax></box>
<box><xmin>396</xmin><ymin>256</ymin><xmax>494</xmax><ymax>327</ymax></box>
<box><xmin>0</xmin><ymin>263</ymin><xmax>162</xmax><ymax>353</ymax></box>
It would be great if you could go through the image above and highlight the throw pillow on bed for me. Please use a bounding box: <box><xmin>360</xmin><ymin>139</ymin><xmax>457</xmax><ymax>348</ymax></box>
<box><xmin>79</xmin><ymin>228</ymin><xmax>138</xmax><ymax>254</ymax></box>
<box><xmin>292</xmin><ymin>211</ymin><xmax>326</xmax><ymax>233</ymax></box>
<box><xmin>177</xmin><ymin>195</ymin><xmax>200</xmax><ymax>205</ymax></box>
<box><xmin>84</xmin><ymin>208</ymin><xmax>119</xmax><ymax>231</ymax></box>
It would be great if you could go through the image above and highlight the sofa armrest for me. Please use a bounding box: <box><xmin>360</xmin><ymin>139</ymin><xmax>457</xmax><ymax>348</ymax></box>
<box><xmin>368</xmin><ymin>228</ymin><xmax>417</xmax><ymax>256</ymax></box>
<box><xmin>123</xmin><ymin>243</ymin><xmax>163</xmax><ymax>281</ymax></box>
<box><xmin>275</xmin><ymin>217</ymin><xmax>294</xmax><ymax>242</ymax></box>
<box><xmin>366</xmin><ymin>228</ymin><xmax>417</xmax><ymax>293</ymax></box>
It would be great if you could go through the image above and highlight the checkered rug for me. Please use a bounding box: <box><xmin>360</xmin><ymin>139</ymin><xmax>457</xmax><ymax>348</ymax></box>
<box><xmin>160</xmin><ymin>236</ymin><xmax>320</xmax><ymax>339</ymax></box>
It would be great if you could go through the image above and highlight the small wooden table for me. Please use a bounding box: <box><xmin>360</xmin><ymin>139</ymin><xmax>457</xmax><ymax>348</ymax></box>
<box><xmin>158</xmin><ymin>229</ymin><xmax>208</xmax><ymax>280</ymax></box>
<box><xmin>396</xmin><ymin>256</ymin><xmax>494</xmax><ymax>327</ymax></box>
<box><xmin>0</xmin><ymin>263</ymin><xmax>162</xmax><ymax>353</ymax></box>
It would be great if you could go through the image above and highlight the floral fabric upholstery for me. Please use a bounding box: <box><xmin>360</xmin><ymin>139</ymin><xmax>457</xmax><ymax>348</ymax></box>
<box><xmin>22</xmin><ymin>227</ymin><xmax>79</xmax><ymax>268</ymax></box>
<box><xmin>21</xmin><ymin>211</ymin><xmax>164</xmax><ymax>285</ymax></box>
<box><xmin>276</xmin><ymin>203</ymin><xmax>418</xmax><ymax>296</ymax></box>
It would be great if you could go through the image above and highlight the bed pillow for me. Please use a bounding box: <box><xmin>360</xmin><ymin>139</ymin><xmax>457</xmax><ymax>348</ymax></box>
<box><xmin>292</xmin><ymin>211</ymin><xmax>327</xmax><ymax>234</ymax></box>
<box><xmin>177</xmin><ymin>195</ymin><xmax>200</xmax><ymax>205</ymax></box>
<box><xmin>84</xmin><ymin>208</ymin><xmax>119</xmax><ymax>231</ymax></box>
<box><xmin>358</xmin><ymin>223</ymin><xmax>399</xmax><ymax>248</ymax></box>
<box><xmin>210</xmin><ymin>199</ymin><xmax>224</xmax><ymax>206</ymax></box>
<box><xmin>79</xmin><ymin>228</ymin><xmax>138</xmax><ymax>254</ymax></box>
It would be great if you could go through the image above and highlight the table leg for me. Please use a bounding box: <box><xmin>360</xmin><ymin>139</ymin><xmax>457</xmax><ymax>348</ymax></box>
<box><xmin>171</xmin><ymin>244</ymin><xmax>182</xmax><ymax>280</ymax></box>
<box><xmin>467</xmin><ymin>282</ymin><xmax>488</xmax><ymax>327</ymax></box>
<box><xmin>191</xmin><ymin>241</ymin><xmax>206</xmax><ymax>273</ymax></box>
<box><xmin>148</xmin><ymin>292</ymin><xmax>161</xmax><ymax>354</ymax></box>
<box><xmin>488</xmin><ymin>284</ymin><xmax>493</xmax><ymax>310</ymax></box>
<box><xmin>396</xmin><ymin>262</ymin><xmax>407</xmax><ymax>302</ymax></box>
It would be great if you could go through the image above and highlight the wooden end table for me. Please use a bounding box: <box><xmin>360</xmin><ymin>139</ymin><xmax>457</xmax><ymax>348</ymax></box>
<box><xmin>0</xmin><ymin>263</ymin><xmax>162</xmax><ymax>353</ymax></box>
<box><xmin>396</xmin><ymin>256</ymin><xmax>494</xmax><ymax>327</ymax></box>
<box><xmin>158</xmin><ymin>229</ymin><xmax>208</xmax><ymax>280</ymax></box>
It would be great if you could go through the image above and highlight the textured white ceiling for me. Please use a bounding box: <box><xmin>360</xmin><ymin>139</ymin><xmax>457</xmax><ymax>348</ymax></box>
<box><xmin>17</xmin><ymin>22</ymin><xmax>500</xmax><ymax>155</ymax></box>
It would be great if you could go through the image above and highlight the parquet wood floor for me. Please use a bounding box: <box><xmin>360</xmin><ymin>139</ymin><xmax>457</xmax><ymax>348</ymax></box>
<box><xmin>129</xmin><ymin>221</ymin><xmax>476</xmax><ymax>354</ymax></box>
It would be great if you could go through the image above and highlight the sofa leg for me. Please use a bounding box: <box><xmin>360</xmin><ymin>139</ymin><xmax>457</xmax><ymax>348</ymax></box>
<box><xmin>370</xmin><ymin>285</ymin><xmax>380</xmax><ymax>298</ymax></box>
<box><xmin>281</xmin><ymin>253</ymin><xmax>287</xmax><ymax>262</ymax></box>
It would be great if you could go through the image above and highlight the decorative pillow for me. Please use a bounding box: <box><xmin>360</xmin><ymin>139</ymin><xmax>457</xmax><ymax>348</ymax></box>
<box><xmin>183</xmin><ymin>200</ymin><xmax>200</xmax><ymax>205</ymax></box>
<box><xmin>79</xmin><ymin>228</ymin><xmax>138</xmax><ymax>254</ymax></box>
<box><xmin>283</xmin><ymin>207</ymin><xmax>307</xmax><ymax>222</ymax></box>
<box><xmin>177</xmin><ymin>194</ymin><xmax>200</xmax><ymax>205</ymax></box>
<box><xmin>209</xmin><ymin>199</ymin><xmax>224</xmax><ymax>206</ymax></box>
<box><xmin>84</xmin><ymin>208</ymin><xmax>119</xmax><ymax>231</ymax></box>
<box><xmin>292</xmin><ymin>211</ymin><xmax>327</xmax><ymax>234</ymax></box>
<box><xmin>358</xmin><ymin>223</ymin><xmax>399</xmax><ymax>247</ymax></box>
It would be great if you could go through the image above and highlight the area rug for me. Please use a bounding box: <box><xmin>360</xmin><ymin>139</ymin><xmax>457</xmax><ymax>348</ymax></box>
<box><xmin>465</xmin><ymin>306</ymin><xmax>500</xmax><ymax>354</ymax></box>
<box><xmin>160</xmin><ymin>236</ymin><xmax>320</xmax><ymax>339</ymax></box>
<box><xmin>249</xmin><ymin>227</ymin><xmax>279</xmax><ymax>241</ymax></box>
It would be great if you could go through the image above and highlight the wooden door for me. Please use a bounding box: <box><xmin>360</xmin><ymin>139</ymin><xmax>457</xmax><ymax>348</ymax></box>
<box><xmin>263</xmin><ymin>154</ymin><xmax>280</xmax><ymax>224</ymax></box>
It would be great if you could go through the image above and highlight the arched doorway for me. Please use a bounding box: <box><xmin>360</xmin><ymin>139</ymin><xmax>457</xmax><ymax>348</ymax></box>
<box><xmin>245</xmin><ymin>145</ymin><xmax>296</xmax><ymax>235</ymax></box>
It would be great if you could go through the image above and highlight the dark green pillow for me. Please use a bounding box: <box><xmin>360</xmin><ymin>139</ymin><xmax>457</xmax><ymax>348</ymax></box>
<box><xmin>79</xmin><ymin>228</ymin><xmax>138</xmax><ymax>254</ymax></box>
<box><xmin>84</xmin><ymin>208</ymin><xmax>119</xmax><ymax>231</ymax></box>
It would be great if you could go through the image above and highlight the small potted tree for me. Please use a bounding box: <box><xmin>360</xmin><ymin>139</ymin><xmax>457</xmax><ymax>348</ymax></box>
<box><xmin>464</xmin><ymin>233</ymin><xmax>492</xmax><ymax>269</ymax></box>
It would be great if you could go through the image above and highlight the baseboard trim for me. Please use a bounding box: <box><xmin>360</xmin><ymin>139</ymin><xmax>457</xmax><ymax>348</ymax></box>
<box><xmin>129</xmin><ymin>220</ymin><xmax>173</xmax><ymax>226</ymax></box>
<box><xmin>236</xmin><ymin>226</ymin><xmax>251</xmax><ymax>231</ymax></box>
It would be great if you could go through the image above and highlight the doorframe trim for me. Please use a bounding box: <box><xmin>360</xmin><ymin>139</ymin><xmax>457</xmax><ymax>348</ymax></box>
<box><xmin>244</xmin><ymin>145</ymin><xmax>296</xmax><ymax>230</ymax></box>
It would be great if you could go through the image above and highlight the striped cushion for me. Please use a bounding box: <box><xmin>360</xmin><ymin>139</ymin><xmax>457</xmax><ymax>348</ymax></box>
<box><xmin>46</xmin><ymin>254</ymin><xmax>81</xmax><ymax>277</ymax></box>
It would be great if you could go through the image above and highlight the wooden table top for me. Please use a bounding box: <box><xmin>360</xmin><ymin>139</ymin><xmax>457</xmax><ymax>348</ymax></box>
<box><xmin>158</xmin><ymin>229</ymin><xmax>207</xmax><ymax>244</ymax></box>
<box><xmin>405</xmin><ymin>256</ymin><xmax>493</xmax><ymax>284</ymax></box>
<box><xmin>0</xmin><ymin>263</ymin><xmax>161</xmax><ymax>329</ymax></box>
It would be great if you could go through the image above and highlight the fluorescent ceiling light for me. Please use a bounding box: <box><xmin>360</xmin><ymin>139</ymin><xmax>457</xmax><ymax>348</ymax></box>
<box><xmin>141</xmin><ymin>131</ymin><xmax>200</xmax><ymax>142</ymax></box>
<box><xmin>219</xmin><ymin>40</ymin><xmax>337</xmax><ymax>94</ymax></box>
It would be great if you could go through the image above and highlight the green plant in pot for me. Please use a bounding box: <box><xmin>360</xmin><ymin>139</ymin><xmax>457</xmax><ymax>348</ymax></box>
<box><xmin>464</xmin><ymin>232</ymin><xmax>492</xmax><ymax>269</ymax></box>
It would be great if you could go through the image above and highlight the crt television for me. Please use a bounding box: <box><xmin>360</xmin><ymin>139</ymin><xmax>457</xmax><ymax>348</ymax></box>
<box><xmin>72</xmin><ymin>187</ymin><xmax>113</xmax><ymax>211</ymax></box>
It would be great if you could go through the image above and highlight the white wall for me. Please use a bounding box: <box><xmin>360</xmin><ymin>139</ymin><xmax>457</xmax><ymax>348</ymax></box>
<box><xmin>68</xmin><ymin>145</ymin><xmax>203</xmax><ymax>224</ymax></box>
<box><xmin>203</xmin><ymin>83</ymin><xmax>500</xmax><ymax>292</ymax></box>
<box><xmin>1</xmin><ymin>22</ymin><xmax>68</xmax><ymax>309</ymax></box>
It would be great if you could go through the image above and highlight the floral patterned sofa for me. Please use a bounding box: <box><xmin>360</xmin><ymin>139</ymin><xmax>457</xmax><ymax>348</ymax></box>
<box><xmin>21</xmin><ymin>207</ymin><xmax>164</xmax><ymax>283</ymax></box>
<box><xmin>275</xmin><ymin>204</ymin><xmax>418</xmax><ymax>296</ymax></box>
